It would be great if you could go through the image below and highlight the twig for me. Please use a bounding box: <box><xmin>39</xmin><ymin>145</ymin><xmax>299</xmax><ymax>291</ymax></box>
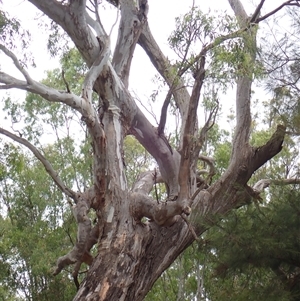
<box><xmin>62</xmin><ymin>70</ymin><xmax>71</xmax><ymax>93</ymax></box>
<box><xmin>181</xmin><ymin>213</ymin><xmax>200</xmax><ymax>242</ymax></box>
<box><xmin>154</xmin><ymin>168</ymin><xmax>159</xmax><ymax>204</ymax></box>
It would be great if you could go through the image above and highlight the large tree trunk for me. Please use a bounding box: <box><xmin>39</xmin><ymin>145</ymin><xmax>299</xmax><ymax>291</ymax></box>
<box><xmin>0</xmin><ymin>0</ymin><xmax>290</xmax><ymax>300</ymax></box>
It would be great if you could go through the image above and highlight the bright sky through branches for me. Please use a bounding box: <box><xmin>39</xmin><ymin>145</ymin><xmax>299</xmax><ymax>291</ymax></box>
<box><xmin>0</xmin><ymin>0</ymin><xmax>288</xmax><ymax>130</ymax></box>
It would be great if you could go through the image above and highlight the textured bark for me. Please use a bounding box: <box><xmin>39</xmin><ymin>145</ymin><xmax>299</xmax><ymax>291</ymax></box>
<box><xmin>0</xmin><ymin>0</ymin><xmax>294</xmax><ymax>300</ymax></box>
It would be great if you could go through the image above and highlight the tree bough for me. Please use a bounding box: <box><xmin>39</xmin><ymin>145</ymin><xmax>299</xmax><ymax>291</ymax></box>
<box><xmin>0</xmin><ymin>0</ymin><xmax>298</xmax><ymax>300</ymax></box>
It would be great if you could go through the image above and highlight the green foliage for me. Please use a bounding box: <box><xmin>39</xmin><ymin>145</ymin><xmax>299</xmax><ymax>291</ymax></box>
<box><xmin>203</xmin><ymin>124</ymin><xmax>231</xmax><ymax>177</ymax></box>
<box><xmin>261</xmin><ymin>9</ymin><xmax>300</xmax><ymax>135</ymax></box>
<box><xmin>168</xmin><ymin>6</ymin><xmax>264</xmax><ymax>92</ymax></box>
<box><xmin>0</xmin><ymin>10</ymin><xmax>21</xmax><ymax>46</ymax></box>
<box><xmin>266</xmin><ymin>93</ymin><xmax>300</xmax><ymax>134</ymax></box>
<box><xmin>168</xmin><ymin>7</ymin><xmax>238</xmax><ymax>60</ymax></box>
<box><xmin>145</xmin><ymin>86</ymin><xmax>300</xmax><ymax>301</ymax></box>
<box><xmin>145</xmin><ymin>246</ymin><xmax>206</xmax><ymax>301</ymax></box>
<box><xmin>146</xmin><ymin>186</ymin><xmax>300</xmax><ymax>301</ymax></box>
<box><xmin>0</xmin><ymin>43</ymin><xmax>95</xmax><ymax>296</ymax></box>
<box><xmin>47</xmin><ymin>21</ymin><xmax>71</xmax><ymax>58</ymax></box>
<box><xmin>203</xmin><ymin>187</ymin><xmax>300</xmax><ymax>301</ymax></box>
<box><xmin>0</xmin><ymin>142</ymin><xmax>77</xmax><ymax>300</ymax></box>
<box><xmin>0</xmin><ymin>46</ymin><xmax>97</xmax><ymax>300</ymax></box>
<box><xmin>168</xmin><ymin>8</ymin><xmax>215</xmax><ymax>57</ymax></box>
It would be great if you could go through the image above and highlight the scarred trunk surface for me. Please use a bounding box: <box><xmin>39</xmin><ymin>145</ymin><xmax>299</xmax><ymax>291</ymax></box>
<box><xmin>73</xmin><ymin>120</ymin><xmax>285</xmax><ymax>300</ymax></box>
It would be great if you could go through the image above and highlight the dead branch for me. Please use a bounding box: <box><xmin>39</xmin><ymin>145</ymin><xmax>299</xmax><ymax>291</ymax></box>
<box><xmin>53</xmin><ymin>194</ymin><xmax>100</xmax><ymax>276</ymax></box>
<box><xmin>255</xmin><ymin>0</ymin><xmax>300</xmax><ymax>23</ymax></box>
<box><xmin>62</xmin><ymin>70</ymin><xmax>71</xmax><ymax>93</ymax></box>
<box><xmin>157</xmin><ymin>88</ymin><xmax>173</xmax><ymax>136</ymax></box>
<box><xmin>181</xmin><ymin>213</ymin><xmax>200</xmax><ymax>242</ymax></box>
<box><xmin>253</xmin><ymin>178</ymin><xmax>300</xmax><ymax>192</ymax></box>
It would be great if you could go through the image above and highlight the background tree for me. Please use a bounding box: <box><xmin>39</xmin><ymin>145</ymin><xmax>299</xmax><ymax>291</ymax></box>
<box><xmin>1</xmin><ymin>0</ymin><xmax>300</xmax><ymax>300</ymax></box>
<box><xmin>0</xmin><ymin>141</ymin><xmax>77</xmax><ymax>300</ymax></box>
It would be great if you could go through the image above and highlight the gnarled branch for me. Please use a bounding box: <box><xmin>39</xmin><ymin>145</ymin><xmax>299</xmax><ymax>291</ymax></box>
<box><xmin>130</xmin><ymin>192</ymin><xmax>190</xmax><ymax>227</ymax></box>
<box><xmin>53</xmin><ymin>193</ymin><xmax>100</xmax><ymax>276</ymax></box>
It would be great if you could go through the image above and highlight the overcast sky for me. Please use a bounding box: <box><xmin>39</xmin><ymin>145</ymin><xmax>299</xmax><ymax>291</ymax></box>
<box><xmin>0</xmin><ymin>0</ymin><xmax>288</xmax><ymax>130</ymax></box>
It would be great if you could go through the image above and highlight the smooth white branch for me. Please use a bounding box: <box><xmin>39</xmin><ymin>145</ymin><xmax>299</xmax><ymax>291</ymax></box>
<box><xmin>0</xmin><ymin>44</ymin><xmax>33</xmax><ymax>84</ymax></box>
<box><xmin>112</xmin><ymin>0</ymin><xmax>144</xmax><ymax>88</ymax></box>
<box><xmin>85</xmin><ymin>10</ymin><xmax>107</xmax><ymax>39</ymax></box>
<box><xmin>0</xmin><ymin>72</ymin><xmax>95</xmax><ymax>124</ymax></box>
<box><xmin>0</xmin><ymin>46</ymin><xmax>108</xmax><ymax>199</ymax></box>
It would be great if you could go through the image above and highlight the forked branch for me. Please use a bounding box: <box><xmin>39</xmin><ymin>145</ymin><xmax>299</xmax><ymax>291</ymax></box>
<box><xmin>130</xmin><ymin>171</ymin><xmax>190</xmax><ymax>226</ymax></box>
<box><xmin>82</xmin><ymin>36</ymin><xmax>110</xmax><ymax>102</ymax></box>
<box><xmin>254</xmin><ymin>0</ymin><xmax>300</xmax><ymax>23</ymax></box>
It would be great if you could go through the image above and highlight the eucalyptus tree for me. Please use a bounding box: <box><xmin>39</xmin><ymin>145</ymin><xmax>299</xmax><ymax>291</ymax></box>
<box><xmin>1</xmin><ymin>0</ymin><xmax>300</xmax><ymax>300</ymax></box>
<box><xmin>0</xmin><ymin>141</ymin><xmax>78</xmax><ymax>301</ymax></box>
